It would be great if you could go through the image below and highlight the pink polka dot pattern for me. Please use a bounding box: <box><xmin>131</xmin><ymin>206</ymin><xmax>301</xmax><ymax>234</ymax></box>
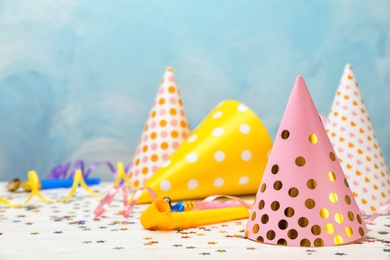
<box><xmin>245</xmin><ymin>76</ymin><xmax>367</xmax><ymax>247</ymax></box>
<box><xmin>326</xmin><ymin>64</ymin><xmax>390</xmax><ymax>215</ymax></box>
<box><xmin>128</xmin><ymin>67</ymin><xmax>190</xmax><ymax>188</ymax></box>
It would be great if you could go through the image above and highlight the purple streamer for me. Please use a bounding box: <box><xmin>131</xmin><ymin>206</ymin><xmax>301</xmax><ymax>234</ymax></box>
<box><xmin>45</xmin><ymin>160</ymin><xmax>132</xmax><ymax>185</ymax></box>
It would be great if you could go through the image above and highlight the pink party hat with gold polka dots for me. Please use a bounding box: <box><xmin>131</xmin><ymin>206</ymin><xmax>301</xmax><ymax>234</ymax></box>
<box><xmin>135</xmin><ymin>100</ymin><xmax>272</xmax><ymax>203</ymax></box>
<box><xmin>128</xmin><ymin>67</ymin><xmax>191</xmax><ymax>188</ymax></box>
<box><xmin>326</xmin><ymin>64</ymin><xmax>390</xmax><ymax>215</ymax></box>
<box><xmin>245</xmin><ymin>76</ymin><xmax>367</xmax><ymax>247</ymax></box>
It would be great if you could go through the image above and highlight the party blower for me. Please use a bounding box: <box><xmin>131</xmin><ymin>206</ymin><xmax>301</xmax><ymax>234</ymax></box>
<box><xmin>140</xmin><ymin>199</ymin><xmax>250</xmax><ymax>230</ymax></box>
<box><xmin>245</xmin><ymin>76</ymin><xmax>367</xmax><ymax>247</ymax></box>
<box><xmin>127</xmin><ymin>67</ymin><xmax>191</xmax><ymax>189</ymax></box>
<box><xmin>326</xmin><ymin>64</ymin><xmax>390</xmax><ymax>215</ymax></box>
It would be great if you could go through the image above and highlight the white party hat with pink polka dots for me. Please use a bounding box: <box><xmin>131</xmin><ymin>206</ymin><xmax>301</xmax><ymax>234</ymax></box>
<box><xmin>245</xmin><ymin>76</ymin><xmax>367</xmax><ymax>247</ymax></box>
<box><xmin>326</xmin><ymin>64</ymin><xmax>390</xmax><ymax>215</ymax></box>
<box><xmin>128</xmin><ymin>67</ymin><xmax>191</xmax><ymax>188</ymax></box>
<box><xmin>135</xmin><ymin>100</ymin><xmax>273</xmax><ymax>203</ymax></box>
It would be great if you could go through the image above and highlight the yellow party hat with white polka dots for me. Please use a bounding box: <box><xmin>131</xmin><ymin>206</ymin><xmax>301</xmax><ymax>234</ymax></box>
<box><xmin>246</xmin><ymin>76</ymin><xmax>367</xmax><ymax>247</ymax></box>
<box><xmin>128</xmin><ymin>67</ymin><xmax>191</xmax><ymax>188</ymax></box>
<box><xmin>326</xmin><ymin>64</ymin><xmax>390</xmax><ymax>215</ymax></box>
<box><xmin>135</xmin><ymin>100</ymin><xmax>273</xmax><ymax>203</ymax></box>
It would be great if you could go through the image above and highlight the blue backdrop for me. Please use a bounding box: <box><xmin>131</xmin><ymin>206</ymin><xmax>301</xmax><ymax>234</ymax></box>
<box><xmin>0</xmin><ymin>0</ymin><xmax>389</xmax><ymax>181</ymax></box>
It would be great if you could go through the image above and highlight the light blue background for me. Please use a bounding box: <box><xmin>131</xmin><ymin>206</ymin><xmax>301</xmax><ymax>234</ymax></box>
<box><xmin>0</xmin><ymin>0</ymin><xmax>389</xmax><ymax>181</ymax></box>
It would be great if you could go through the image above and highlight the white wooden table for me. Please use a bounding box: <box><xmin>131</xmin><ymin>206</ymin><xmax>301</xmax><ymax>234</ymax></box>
<box><xmin>0</xmin><ymin>183</ymin><xmax>389</xmax><ymax>259</ymax></box>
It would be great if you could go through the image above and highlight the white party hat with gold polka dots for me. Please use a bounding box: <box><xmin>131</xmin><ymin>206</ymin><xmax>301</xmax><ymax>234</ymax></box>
<box><xmin>245</xmin><ymin>76</ymin><xmax>367</xmax><ymax>247</ymax></box>
<box><xmin>135</xmin><ymin>100</ymin><xmax>273</xmax><ymax>203</ymax></box>
<box><xmin>326</xmin><ymin>64</ymin><xmax>390</xmax><ymax>215</ymax></box>
<box><xmin>128</xmin><ymin>67</ymin><xmax>191</xmax><ymax>188</ymax></box>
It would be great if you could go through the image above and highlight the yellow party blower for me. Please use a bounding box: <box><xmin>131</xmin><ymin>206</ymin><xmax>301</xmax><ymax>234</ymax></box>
<box><xmin>140</xmin><ymin>199</ymin><xmax>250</xmax><ymax>230</ymax></box>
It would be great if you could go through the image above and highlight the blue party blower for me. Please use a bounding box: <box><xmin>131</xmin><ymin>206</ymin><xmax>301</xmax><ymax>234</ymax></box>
<box><xmin>40</xmin><ymin>178</ymin><xmax>101</xmax><ymax>190</ymax></box>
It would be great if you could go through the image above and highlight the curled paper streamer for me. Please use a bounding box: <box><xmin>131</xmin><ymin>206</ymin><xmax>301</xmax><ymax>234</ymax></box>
<box><xmin>0</xmin><ymin>198</ymin><xmax>21</xmax><ymax>208</ymax></box>
<box><xmin>0</xmin><ymin>161</ymin><xmax>129</xmax><ymax>207</ymax></box>
<box><xmin>23</xmin><ymin>169</ymin><xmax>101</xmax><ymax>205</ymax></box>
<box><xmin>46</xmin><ymin>160</ymin><xmax>131</xmax><ymax>180</ymax></box>
<box><xmin>94</xmin><ymin>186</ymin><xmax>158</xmax><ymax>218</ymax></box>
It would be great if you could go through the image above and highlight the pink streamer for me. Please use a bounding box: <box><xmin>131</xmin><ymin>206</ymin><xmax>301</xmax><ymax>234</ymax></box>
<box><xmin>365</xmin><ymin>199</ymin><xmax>390</xmax><ymax>224</ymax></box>
<box><xmin>194</xmin><ymin>195</ymin><xmax>253</xmax><ymax>210</ymax></box>
<box><xmin>94</xmin><ymin>186</ymin><xmax>157</xmax><ymax>218</ymax></box>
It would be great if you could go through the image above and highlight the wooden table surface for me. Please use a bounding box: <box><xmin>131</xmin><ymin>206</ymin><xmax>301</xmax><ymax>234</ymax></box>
<box><xmin>0</xmin><ymin>183</ymin><xmax>389</xmax><ymax>259</ymax></box>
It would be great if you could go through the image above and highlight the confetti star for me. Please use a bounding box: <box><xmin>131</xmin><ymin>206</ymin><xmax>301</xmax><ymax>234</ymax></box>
<box><xmin>78</xmin><ymin>220</ymin><xmax>86</xmax><ymax>225</ymax></box>
<box><xmin>144</xmin><ymin>242</ymin><xmax>153</xmax><ymax>246</ymax></box>
<box><xmin>96</xmin><ymin>240</ymin><xmax>106</xmax><ymax>243</ymax></box>
<box><xmin>113</xmin><ymin>247</ymin><xmax>124</xmax><ymax>250</ymax></box>
<box><xmin>197</xmin><ymin>233</ymin><xmax>205</xmax><ymax>236</ymax></box>
<box><xmin>144</xmin><ymin>237</ymin><xmax>152</xmax><ymax>240</ymax></box>
<box><xmin>225</xmin><ymin>235</ymin><xmax>233</xmax><ymax>238</ymax></box>
<box><xmin>246</xmin><ymin>247</ymin><xmax>256</xmax><ymax>250</ymax></box>
<box><xmin>218</xmin><ymin>230</ymin><xmax>227</xmax><ymax>234</ymax></box>
<box><xmin>53</xmin><ymin>231</ymin><xmax>63</xmax><ymax>234</ymax></box>
<box><xmin>199</xmin><ymin>252</ymin><xmax>210</xmax><ymax>255</ymax></box>
<box><xmin>335</xmin><ymin>253</ymin><xmax>347</xmax><ymax>256</ymax></box>
<box><xmin>119</xmin><ymin>228</ymin><xmax>128</xmax><ymax>231</ymax></box>
<box><xmin>216</xmin><ymin>249</ymin><xmax>226</xmax><ymax>253</ymax></box>
<box><xmin>208</xmin><ymin>241</ymin><xmax>217</xmax><ymax>245</ymax></box>
<box><xmin>25</xmin><ymin>222</ymin><xmax>33</xmax><ymax>225</ymax></box>
<box><xmin>181</xmin><ymin>236</ymin><xmax>190</xmax><ymax>239</ymax></box>
<box><xmin>186</xmin><ymin>246</ymin><xmax>196</xmax><ymax>249</ymax></box>
<box><xmin>82</xmin><ymin>241</ymin><xmax>92</xmax><ymax>244</ymax></box>
<box><xmin>30</xmin><ymin>232</ymin><xmax>39</xmax><ymax>235</ymax></box>
<box><xmin>25</xmin><ymin>205</ymin><xmax>37</xmax><ymax>211</ymax></box>
<box><xmin>98</xmin><ymin>226</ymin><xmax>107</xmax><ymax>229</ymax></box>
<box><xmin>172</xmin><ymin>244</ymin><xmax>182</xmax><ymax>247</ymax></box>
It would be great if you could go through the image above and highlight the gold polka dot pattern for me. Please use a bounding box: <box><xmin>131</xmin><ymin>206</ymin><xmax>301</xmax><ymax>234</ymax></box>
<box><xmin>245</xmin><ymin>75</ymin><xmax>367</xmax><ymax>247</ymax></box>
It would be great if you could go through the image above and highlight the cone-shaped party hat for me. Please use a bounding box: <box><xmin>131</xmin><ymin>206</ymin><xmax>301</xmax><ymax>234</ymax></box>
<box><xmin>326</xmin><ymin>64</ymin><xmax>390</xmax><ymax>215</ymax></box>
<box><xmin>128</xmin><ymin>67</ymin><xmax>191</xmax><ymax>188</ymax></box>
<box><xmin>135</xmin><ymin>100</ymin><xmax>273</xmax><ymax>203</ymax></box>
<box><xmin>246</xmin><ymin>76</ymin><xmax>367</xmax><ymax>247</ymax></box>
